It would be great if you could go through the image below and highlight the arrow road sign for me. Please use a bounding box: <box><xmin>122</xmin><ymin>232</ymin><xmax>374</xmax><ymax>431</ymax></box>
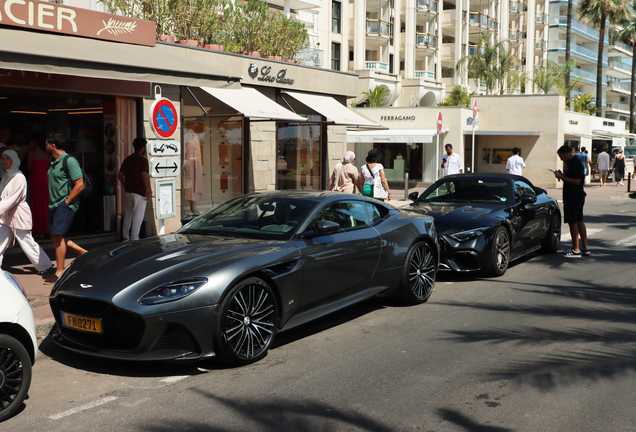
<box><xmin>150</xmin><ymin>157</ymin><xmax>181</xmax><ymax>178</ymax></box>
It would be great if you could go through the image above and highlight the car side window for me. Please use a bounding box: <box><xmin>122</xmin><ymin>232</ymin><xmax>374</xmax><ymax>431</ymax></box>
<box><xmin>365</xmin><ymin>202</ymin><xmax>388</xmax><ymax>225</ymax></box>
<box><xmin>314</xmin><ymin>201</ymin><xmax>369</xmax><ymax>231</ymax></box>
<box><xmin>515</xmin><ymin>180</ymin><xmax>536</xmax><ymax>202</ymax></box>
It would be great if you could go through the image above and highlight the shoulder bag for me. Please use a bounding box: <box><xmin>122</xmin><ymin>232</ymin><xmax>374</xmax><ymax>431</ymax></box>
<box><xmin>368</xmin><ymin>164</ymin><xmax>388</xmax><ymax>199</ymax></box>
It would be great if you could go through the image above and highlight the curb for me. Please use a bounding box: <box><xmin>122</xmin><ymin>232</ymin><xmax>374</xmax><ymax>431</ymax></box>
<box><xmin>36</xmin><ymin>318</ymin><xmax>56</xmax><ymax>340</ymax></box>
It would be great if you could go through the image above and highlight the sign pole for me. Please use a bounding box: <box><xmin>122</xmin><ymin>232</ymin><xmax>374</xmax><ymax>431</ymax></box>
<box><xmin>471</xmin><ymin>100</ymin><xmax>477</xmax><ymax>173</ymax></box>
<box><xmin>436</xmin><ymin>111</ymin><xmax>442</xmax><ymax>181</ymax></box>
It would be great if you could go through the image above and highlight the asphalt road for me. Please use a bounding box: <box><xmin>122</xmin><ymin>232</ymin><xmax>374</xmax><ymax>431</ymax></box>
<box><xmin>5</xmin><ymin>195</ymin><xmax>636</xmax><ymax>432</ymax></box>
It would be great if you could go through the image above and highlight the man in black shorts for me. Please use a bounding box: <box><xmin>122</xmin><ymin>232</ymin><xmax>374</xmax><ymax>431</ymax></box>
<box><xmin>554</xmin><ymin>144</ymin><xmax>590</xmax><ymax>257</ymax></box>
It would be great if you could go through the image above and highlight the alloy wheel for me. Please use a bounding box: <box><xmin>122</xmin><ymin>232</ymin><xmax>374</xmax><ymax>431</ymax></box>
<box><xmin>494</xmin><ymin>230</ymin><xmax>510</xmax><ymax>271</ymax></box>
<box><xmin>408</xmin><ymin>244</ymin><xmax>436</xmax><ymax>300</ymax></box>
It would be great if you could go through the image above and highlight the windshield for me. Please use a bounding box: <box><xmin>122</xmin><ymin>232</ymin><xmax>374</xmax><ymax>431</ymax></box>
<box><xmin>177</xmin><ymin>195</ymin><xmax>318</xmax><ymax>240</ymax></box>
<box><xmin>418</xmin><ymin>178</ymin><xmax>512</xmax><ymax>204</ymax></box>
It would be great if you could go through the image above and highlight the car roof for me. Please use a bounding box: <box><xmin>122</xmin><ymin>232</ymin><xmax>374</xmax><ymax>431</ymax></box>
<box><xmin>241</xmin><ymin>190</ymin><xmax>391</xmax><ymax>205</ymax></box>
<box><xmin>440</xmin><ymin>173</ymin><xmax>532</xmax><ymax>184</ymax></box>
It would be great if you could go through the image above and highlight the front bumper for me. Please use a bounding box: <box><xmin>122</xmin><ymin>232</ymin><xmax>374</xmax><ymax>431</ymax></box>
<box><xmin>438</xmin><ymin>235</ymin><xmax>490</xmax><ymax>272</ymax></box>
<box><xmin>50</xmin><ymin>296</ymin><xmax>218</xmax><ymax>361</ymax></box>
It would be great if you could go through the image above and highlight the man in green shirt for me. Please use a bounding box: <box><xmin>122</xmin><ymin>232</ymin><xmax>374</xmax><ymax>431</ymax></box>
<box><xmin>44</xmin><ymin>133</ymin><xmax>87</xmax><ymax>284</ymax></box>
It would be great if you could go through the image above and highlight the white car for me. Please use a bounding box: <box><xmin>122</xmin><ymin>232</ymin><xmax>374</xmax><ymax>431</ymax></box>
<box><xmin>0</xmin><ymin>271</ymin><xmax>37</xmax><ymax>422</ymax></box>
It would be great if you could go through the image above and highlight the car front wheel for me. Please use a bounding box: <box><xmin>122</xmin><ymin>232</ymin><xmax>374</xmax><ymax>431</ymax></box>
<box><xmin>397</xmin><ymin>241</ymin><xmax>436</xmax><ymax>304</ymax></box>
<box><xmin>213</xmin><ymin>277</ymin><xmax>278</xmax><ymax>366</ymax></box>
<box><xmin>489</xmin><ymin>227</ymin><xmax>510</xmax><ymax>277</ymax></box>
<box><xmin>0</xmin><ymin>334</ymin><xmax>32</xmax><ymax>422</ymax></box>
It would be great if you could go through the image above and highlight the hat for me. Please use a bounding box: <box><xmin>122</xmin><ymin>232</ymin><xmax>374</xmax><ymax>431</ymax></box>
<box><xmin>366</xmin><ymin>149</ymin><xmax>383</xmax><ymax>163</ymax></box>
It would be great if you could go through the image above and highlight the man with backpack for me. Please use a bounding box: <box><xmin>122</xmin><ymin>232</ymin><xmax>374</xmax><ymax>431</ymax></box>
<box><xmin>44</xmin><ymin>133</ymin><xmax>87</xmax><ymax>284</ymax></box>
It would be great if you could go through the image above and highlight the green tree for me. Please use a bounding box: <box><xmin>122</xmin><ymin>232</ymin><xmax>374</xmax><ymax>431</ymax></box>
<box><xmin>494</xmin><ymin>42</ymin><xmax>521</xmax><ymax>95</ymax></box>
<box><xmin>361</xmin><ymin>85</ymin><xmax>391</xmax><ymax>107</ymax></box>
<box><xmin>532</xmin><ymin>60</ymin><xmax>579</xmax><ymax>95</ymax></box>
<box><xmin>438</xmin><ymin>86</ymin><xmax>471</xmax><ymax>107</ymax></box>
<box><xmin>578</xmin><ymin>0</ymin><xmax>633</xmax><ymax>116</ymax></box>
<box><xmin>569</xmin><ymin>93</ymin><xmax>600</xmax><ymax>114</ymax></box>
<box><xmin>616</xmin><ymin>14</ymin><xmax>636</xmax><ymax>133</ymax></box>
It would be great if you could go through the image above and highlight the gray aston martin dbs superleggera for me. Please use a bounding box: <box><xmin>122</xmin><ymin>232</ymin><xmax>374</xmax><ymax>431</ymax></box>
<box><xmin>50</xmin><ymin>191</ymin><xmax>438</xmax><ymax>366</ymax></box>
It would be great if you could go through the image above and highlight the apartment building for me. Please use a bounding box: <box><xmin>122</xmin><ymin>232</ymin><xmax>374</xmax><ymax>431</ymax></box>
<box><xmin>548</xmin><ymin>0</ymin><xmax>634</xmax><ymax>123</ymax></box>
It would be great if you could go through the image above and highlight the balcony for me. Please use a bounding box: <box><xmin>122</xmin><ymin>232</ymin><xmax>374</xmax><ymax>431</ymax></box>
<box><xmin>608</xmin><ymin>60</ymin><xmax>632</xmax><ymax>74</ymax></box>
<box><xmin>364</xmin><ymin>61</ymin><xmax>390</xmax><ymax>72</ymax></box>
<box><xmin>416</xmin><ymin>0</ymin><xmax>438</xmax><ymax>13</ymax></box>
<box><xmin>366</xmin><ymin>19</ymin><xmax>392</xmax><ymax>37</ymax></box>
<box><xmin>509</xmin><ymin>1</ymin><xmax>525</xmax><ymax>13</ymax></box>
<box><xmin>534</xmin><ymin>39</ymin><xmax>548</xmax><ymax>50</ymax></box>
<box><xmin>468</xmin><ymin>44</ymin><xmax>485</xmax><ymax>56</ymax></box>
<box><xmin>571</xmin><ymin>68</ymin><xmax>605</xmax><ymax>86</ymax></box>
<box><xmin>609</xmin><ymin>38</ymin><xmax>634</xmax><ymax>55</ymax></box>
<box><xmin>416</xmin><ymin>33</ymin><xmax>438</xmax><ymax>50</ymax></box>
<box><xmin>295</xmin><ymin>48</ymin><xmax>324</xmax><ymax>67</ymax></box>
<box><xmin>549</xmin><ymin>40</ymin><xmax>608</xmax><ymax>65</ymax></box>
<box><xmin>606</xmin><ymin>102</ymin><xmax>630</xmax><ymax>112</ymax></box>
<box><xmin>469</xmin><ymin>13</ymin><xmax>497</xmax><ymax>31</ymax></box>
<box><xmin>608</xmin><ymin>79</ymin><xmax>631</xmax><ymax>94</ymax></box>
<box><xmin>509</xmin><ymin>29</ymin><xmax>524</xmax><ymax>40</ymax></box>
<box><xmin>415</xmin><ymin>70</ymin><xmax>436</xmax><ymax>80</ymax></box>
<box><xmin>550</xmin><ymin>16</ymin><xmax>608</xmax><ymax>43</ymax></box>
<box><xmin>535</xmin><ymin>12</ymin><xmax>549</xmax><ymax>25</ymax></box>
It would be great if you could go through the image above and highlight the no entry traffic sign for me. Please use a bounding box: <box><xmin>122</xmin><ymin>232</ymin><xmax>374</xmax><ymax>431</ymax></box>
<box><xmin>437</xmin><ymin>111</ymin><xmax>442</xmax><ymax>133</ymax></box>
<box><xmin>150</xmin><ymin>98</ymin><xmax>178</xmax><ymax>139</ymax></box>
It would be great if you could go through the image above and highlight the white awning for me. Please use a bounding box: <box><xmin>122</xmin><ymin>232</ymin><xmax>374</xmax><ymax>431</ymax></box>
<box><xmin>283</xmin><ymin>91</ymin><xmax>381</xmax><ymax>127</ymax></box>
<box><xmin>347</xmin><ymin>129</ymin><xmax>439</xmax><ymax>143</ymax></box>
<box><xmin>471</xmin><ymin>130</ymin><xmax>541</xmax><ymax>136</ymax></box>
<box><xmin>200</xmin><ymin>87</ymin><xmax>306</xmax><ymax>121</ymax></box>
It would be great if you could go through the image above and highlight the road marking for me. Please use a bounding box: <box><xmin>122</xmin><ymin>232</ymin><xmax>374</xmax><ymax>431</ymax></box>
<box><xmin>120</xmin><ymin>398</ymin><xmax>151</xmax><ymax>408</ymax></box>
<box><xmin>561</xmin><ymin>228</ymin><xmax>604</xmax><ymax>242</ymax></box>
<box><xmin>161</xmin><ymin>375</ymin><xmax>189</xmax><ymax>383</ymax></box>
<box><xmin>615</xmin><ymin>234</ymin><xmax>636</xmax><ymax>247</ymax></box>
<box><xmin>49</xmin><ymin>396</ymin><xmax>118</xmax><ymax>420</ymax></box>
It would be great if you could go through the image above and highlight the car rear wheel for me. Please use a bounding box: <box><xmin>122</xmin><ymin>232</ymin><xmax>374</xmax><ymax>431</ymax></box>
<box><xmin>213</xmin><ymin>277</ymin><xmax>278</xmax><ymax>366</ymax></box>
<box><xmin>0</xmin><ymin>334</ymin><xmax>32</xmax><ymax>422</ymax></box>
<box><xmin>397</xmin><ymin>241</ymin><xmax>436</xmax><ymax>304</ymax></box>
<box><xmin>542</xmin><ymin>213</ymin><xmax>561</xmax><ymax>253</ymax></box>
<box><xmin>489</xmin><ymin>227</ymin><xmax>510</xmax><ymax>277</ymax></box>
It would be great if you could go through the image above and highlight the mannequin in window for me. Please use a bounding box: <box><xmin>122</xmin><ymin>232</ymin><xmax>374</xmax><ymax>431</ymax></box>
<box><xmin>183</xmin><ymin>128</ymin><xmax>202</xmax><ymax>214</ymax></box>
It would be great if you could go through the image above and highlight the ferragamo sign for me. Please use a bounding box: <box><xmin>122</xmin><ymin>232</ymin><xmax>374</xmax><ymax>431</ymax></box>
<box><xmin>0</xmin><ymin>0</ymin><xmax>156</xmax><ymax>46</ymax></box>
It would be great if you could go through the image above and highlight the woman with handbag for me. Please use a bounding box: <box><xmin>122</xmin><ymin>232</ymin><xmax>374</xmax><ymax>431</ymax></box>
<box><xmin>611</xmin><ymin>148</ymin><xmax>626</xmax><ymax>186</ymax></box>
<box><xmin>0</xmin><ymin>150</ymin><xmax>53</xmax><ymax>274</ymax></box>
<box><xmin>328</xmin><ymin>151</ymin><xmax>358</xmax><ymax>194</ymax></box>
<box><xmin>358</xmin><ymin>149</ymin><xmax>391</xmax><ymax>201</ymax></box>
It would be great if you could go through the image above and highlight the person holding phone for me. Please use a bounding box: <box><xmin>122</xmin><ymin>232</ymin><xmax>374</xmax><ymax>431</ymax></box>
<box><xmin>554</xmin><ymin>145</ymin><xmax>589</xmax><ymax>258</ymax></box>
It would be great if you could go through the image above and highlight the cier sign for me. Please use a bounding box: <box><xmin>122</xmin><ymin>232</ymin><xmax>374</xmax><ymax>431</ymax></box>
<box><xmin>0</xmin><ymin>0</ymin><xmax>156</xmax><ymax>46</ymax></box>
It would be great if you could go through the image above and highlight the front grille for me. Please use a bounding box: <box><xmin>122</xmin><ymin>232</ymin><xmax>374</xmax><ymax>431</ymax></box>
<box><xmin>151</xmin><ymin>325</ymin><xmax>200</xmax><ymax>354</ymax></box>
<box><xmin>50</xmin><ymin>296</ymin><xmax>145</xmax><ymax>351</ymax></box>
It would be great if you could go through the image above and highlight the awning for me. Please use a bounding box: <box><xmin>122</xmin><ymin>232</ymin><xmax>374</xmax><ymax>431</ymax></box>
<box><xmin>200</xmin><ymin>87</ymin><xmax>306</xmax><ymax>121</ymax></box>
<box><xmin>347</xmin><ymin>129</ymin><xmax>440</xmax><ymax>143</ymax></box>
<box><xmin>0</xmin><ymin>28</ymin><xmax>240</xmax><ymax>89</ymax></box>
<box><xmin>282</xmin><ymin>91</ymin><xmax>381</xmax><ymax>127</ymax></box>
<box><xmin>470</xmin><ymin>130</ymin><xmax>541</xmax><ymax>136</ymax></box>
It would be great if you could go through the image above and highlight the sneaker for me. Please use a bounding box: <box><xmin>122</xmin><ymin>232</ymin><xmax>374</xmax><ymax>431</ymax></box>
<box><xmin>581</xmin><ymin>248</ymin><xmax>591</xmax><ymax>256</ymax></box>
<box><xmin>564</xmin><ymin>249</ymin><xmax>581</xmax><ymax>258</ymax></box>
<box><xmin>43</xmin><ymin>274</ymin><xmax>59</xmax><ymax>285</ymax></box>
<box><xmin>619</xmin><ymin>182</ymin><xmax>624</xmax><ymax>186</ymax></box>
<box><xmin>36</xmin><ymin>265</ymin><xmax>54</xmax><ymax>276</ymax></box>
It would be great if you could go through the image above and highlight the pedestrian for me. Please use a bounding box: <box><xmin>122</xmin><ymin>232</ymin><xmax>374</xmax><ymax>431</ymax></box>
<box><xmin>554</xmin><ymin>145</ymin><xmax>590</xmax><ymax>257</ymax></box>
<box><xmin>572</xmin><ymin>146</ymin><xmax>591</xmax><ymax>184</ymax></box>
<box><xmin>506</xmin><ymin>147</ymin><xmax>525</xmax><ymax>175</ymax></box>
<box><xmin>328</xmin><ymin>151</ymin><xmax>358</xmax><ymax>194</ymax></box>
<box><xmin>0</xmin><ymin>150</ymin><xmax>53</xmax><ymax>274</ymax></box>
<box><xmin>441</xmin><ymin>143</ymin><xmax>463</xmax><ymax>176</ymax></box>
<box><xmin>44</xmin><ymin>133</ymin><xmax>87</xmax><ymax>285</ymax></box>
<box><xmin>118</xmin><ymin>138</ymin><xmax>151</xmax><ymax>241</ymax></box>
<box><xmin>610</xmin><ymin>148</ymin><xmax>626</xmax><ymax>187</ymax></box>
<box><xmin>359</xmin><ymin>149</ymin><xmax>391</xmax><ymax>201</ymax></box>
<box><xmin>596</xmin><ymin>146</ymin><xmax>610</xmax><ymax>186</ymax></box>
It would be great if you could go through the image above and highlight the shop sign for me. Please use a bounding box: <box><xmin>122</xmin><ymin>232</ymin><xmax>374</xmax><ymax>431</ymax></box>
<box><xmin>248</xmin><ymin>64</ymin><xmax>295</xmax><ymax>85</ymax></box>
<box><xmin>380</xmin><ymin>115</ymin><xmax>416</xmax><ymax>121</ymax></box>
<box><xmin>0</xmin><ymin>0</ymin><xmax>156</xmax><ymax>46</ymax></box>
<box><xmin>569</xmin><ymin>120</ymin><xmax>578</xmax><ymax>125</ymax></box>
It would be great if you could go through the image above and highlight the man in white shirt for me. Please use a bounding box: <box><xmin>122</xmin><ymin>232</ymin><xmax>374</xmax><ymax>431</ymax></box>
<box><xmin>596</xmin><ymin>146</ymin><xmax>610</xmax><ymax>187</ymax></box>
<box><xmin>441</xmin><ymin>143</ymin><xmax>463</xmax><ymax>176</ymax></box>
<box><xmin>506</xmin><ymin>147</ymin><xmax>526</xmax><ymax>175</ymax></box>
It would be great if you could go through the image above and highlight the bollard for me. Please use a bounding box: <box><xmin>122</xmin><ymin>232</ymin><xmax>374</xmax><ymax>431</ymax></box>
<box><xmin>404</xmin><ymin>172</ymin><xmax>409</xmax><ymax>201</ymax></box>
<box><xmin>629</xmin><ymin>172</ymin><xmax>632</xmax><ymax>192</ymax></box>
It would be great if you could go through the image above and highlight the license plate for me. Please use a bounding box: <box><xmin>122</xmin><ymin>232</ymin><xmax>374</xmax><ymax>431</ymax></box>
<box><xmin>61</xmin><ymin>312</ymin><xmax>103</xmax><ymax>333</ymax></box>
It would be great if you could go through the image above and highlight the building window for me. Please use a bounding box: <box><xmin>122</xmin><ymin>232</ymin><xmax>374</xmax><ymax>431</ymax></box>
<box><xmin>332</xmin><ymin>1</ymin><xmax>341</xmax><ymax>33</ymax></box>
<box><xmin>389</xmin><ymin>54</ymin><xmax>394</xmax><ymax>74</ymax></box>
<box><xmin>332</xmin><ymin>42</ymin><xmax>341</xmax><ymax>70</ymax></box>
<box><xmin>277</xmin><ymin>115</ymin><xmax>323</xmax><ymax>191</ymax></box>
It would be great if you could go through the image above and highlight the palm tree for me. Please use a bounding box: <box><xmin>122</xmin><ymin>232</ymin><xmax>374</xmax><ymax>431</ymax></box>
<box><xmin>438</xmin><ymin>85</ymin><xmax>472</xmax><ymax>107</ymax></box>
<box><xmin>566</xmin><ymin>0</ymin><xmax>574</xmax><ymax>109</ymax></box>
<box><xmin>578</xmin><ymin>0</ymin><xmax>633</xmax><ymax>116</ymax></box>
<box><xmin>456</xmin><ymin>35</ymin><xmax>501</xmax><ymax>95</ymax></box>
<box><xmin>494</xmin><ymin>42</ymin><xmax>521</xmax><ymax>94</ymax></box>
<box><xmin>361</xmin><ymin>85</ymin><xmax>391</xmax><ymax>107</ymax></box>
<box><xmin>570</xmin><ymin>93</ymin><xmax>601</xmax><ymax>114</ymax></box>
<box><xmin>616</xmin><ymin>14</ymin><xmax>636</xmax><ymax>133</ymax></box>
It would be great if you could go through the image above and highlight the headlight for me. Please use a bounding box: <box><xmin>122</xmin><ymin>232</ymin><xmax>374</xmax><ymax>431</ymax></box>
<box><xmin>4</xmin><ymin>272</ymin><xmax>27</xmax><ymax>299</ymax></box>
<box><xmin>448</xmin><ymin>227</ymin><xmax>489</xmax><ymax>242</ymax></box>
<box><xmin>138</xmin><ymin>278</ymin><xmax>208</xmax><ymax>305</ymax></box>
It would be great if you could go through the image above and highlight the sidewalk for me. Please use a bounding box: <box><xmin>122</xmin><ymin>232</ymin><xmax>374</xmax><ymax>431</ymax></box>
<box><xmin>8</xmin><ymin>178</ymin><xmax>633</xmax><ymax>341</ymax></box>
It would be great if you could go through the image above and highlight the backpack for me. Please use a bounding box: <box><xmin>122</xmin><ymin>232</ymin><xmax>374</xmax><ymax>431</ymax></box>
<box><xmin>61</xmin><ymin>155</ymin><xmax>93</xmax><ymax>200</ymax></box>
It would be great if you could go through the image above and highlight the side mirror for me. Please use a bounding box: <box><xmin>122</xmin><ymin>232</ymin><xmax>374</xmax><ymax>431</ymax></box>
<box><xmin>299</xmin><ymin>220</ymin><xmax>340</xmax><ymax>238</ymax></box>
<box><xmin>180</xmin><ymin>214</ymin><xmax>199</xmax><ymax>226</ymax></box>
<box><xmin>408</xmin><ymin>191</ymin><xmax>419</xmax><ymax>202</ymax></box>
<box><xmin>520</xmin><ymin>194</ymin><xmax>537</xmax><ymax>205</ymax></box>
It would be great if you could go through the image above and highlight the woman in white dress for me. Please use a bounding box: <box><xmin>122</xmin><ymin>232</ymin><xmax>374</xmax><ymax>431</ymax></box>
<box><xmin>0</xmin><ymin>150</ymin><xmax>53</xmax><ymax>274</ymax></box>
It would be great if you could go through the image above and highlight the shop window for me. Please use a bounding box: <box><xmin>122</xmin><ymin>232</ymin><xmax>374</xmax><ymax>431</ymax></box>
<box><xmin>277</xmin><ymin>115</ymin><xmax>322</xmax><ymax>191</ymax></box>
<box><xmin>482</xmin><ymin>148</ymin><xmax>513</xmax><ymax>164</ymax></box>
<box><xmin>332</xmin><ymin>1</ymin><xmax>341</xmax><ymax>33</ymax></box>
<box><xmin>332</xmin><ymin>42</ymin><xmax>341</xmax><ymax>71</ymax></box>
